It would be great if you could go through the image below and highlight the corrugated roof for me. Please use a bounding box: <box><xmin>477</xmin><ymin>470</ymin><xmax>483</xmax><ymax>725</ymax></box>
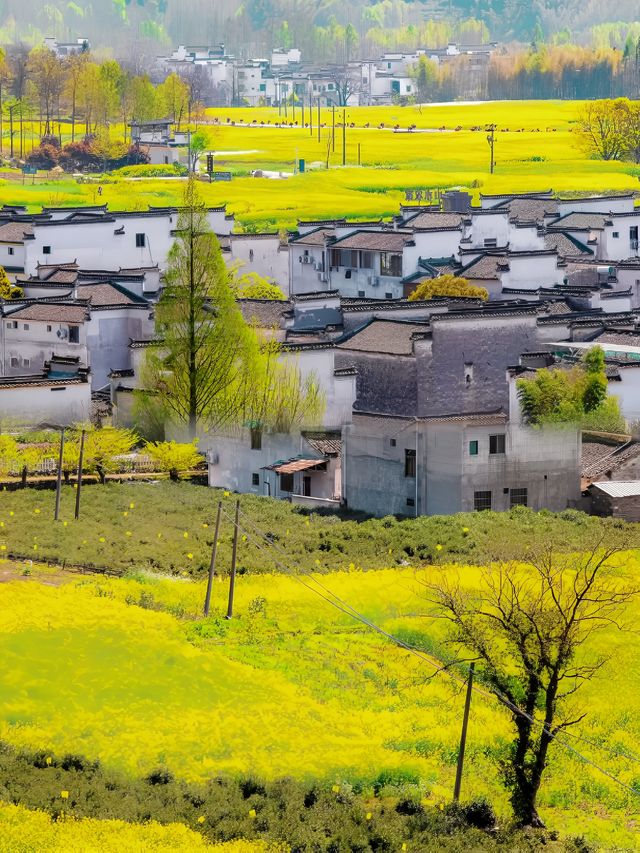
<box><xmin>591</xmin><ymin>481</ymin><xmax>640</xmax><ymax>497</ymax></box>
<box><xmin>268</xmin><ymin>457</ymin><xmax>326</xmax><ymax>474</ymax></box>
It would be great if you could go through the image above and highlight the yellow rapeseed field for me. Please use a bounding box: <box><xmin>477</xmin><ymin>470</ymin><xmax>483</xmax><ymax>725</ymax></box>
<box><xmin>3</xmin><ymin>101</ymin><xmax>639</xmax><ymax>229</ymax></box>
<box><xmin>0</xmin><ymin>564</ymin><xmax>639</xmax><ymax>847</ymax></box>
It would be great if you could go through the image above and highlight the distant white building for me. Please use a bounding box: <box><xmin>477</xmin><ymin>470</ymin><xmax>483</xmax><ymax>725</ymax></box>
<box><xmin>43</xmin><ymin>37</ymin><xmax>90</xmax><ymax>58</ymax></box>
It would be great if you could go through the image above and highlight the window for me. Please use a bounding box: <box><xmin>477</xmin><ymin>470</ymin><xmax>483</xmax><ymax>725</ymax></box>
<box><xmin>404</xmin><ymin>448</ymin><xmax>416</xmax><ymax>478</ymax></box>
<box><xmin>10</xmin><ymin>357</ymin><xmax>19</xmax><ymax>367</ymax></box>
<box><xmin>489</xmin><ymin>434</ymin><xmax>506</xmax><ymax>455</ymax></box>
<box><xmin>390</xmin><ymin>438</ymin><xmax>396</xmax><ymax>447</ymax></box>
<box><xmin>474</xmin><ymin>490</ymin><xmax>492</xmax><ymax>511</ymax></box>
<box><xmin>469</xmin><ymin>440</ymin><xmax>478</xmax><ymax>456</ymax></box>
<box><xmin>360</xmin><ymin>251</ymin><xmax>374</xmax><ymax>269</ymax></box>
<box><xmin>23</xmin><ymin>323</ymin><xmax>29</xmax><ymax>331</ymax></box>
<box><xmin>380</xmin><ymin>252</ymin><xmax>402</xmax><ymax>277</ymax></box>
<box><xmin>249</xmin><ymin>249</ymin><xmax>254</xmax><ymax>262</ymax></box>
<box><xmin>135</xmin><ymin>233</ymin><xmax>146</xmax><ymax>248</ymax></box>
<box><xmin>385</xmin><ymin>292</ymin><xmax>393</xmax><ymax>299</ymax></box>
<box><xmin>510</xmin><ymin>487</ymin><xmax>528</xmax><ymax>507</ymax></box>
<box><xmin>250</xmin><ymin>428</ymin><xmax>262</xmax><ymax>450</ymax></box>
<box><xmin>6</xmin><ymin>321</ymin><xmax>17</xmax><ymax>329</ymax></box>
<box><xmin>280</xmin><ymin>472</ymin><xmax>294</xmax><ymax>492</ymax></box>
<box><xmin>22</xmin><ymin>358</ymin><xmax>29</xmax><ymax>368</ymax></box>
<box><xmin>612</xmin><ymin>231</ymin><xmax>619</xmax><ymax>238</ymax></box>
<box><xmin>406</xmin><ymin>497</ymin><xmax>415</xmax><ymax>507</ymax></box>
<box><xmin>47</xmin><ymin>325</ymin><xmax>52</xmax><ymax>332</ymax></box>
<box><xmin>43</xmin><ymin>246</ymin><xmax>51</xmax><ymax>254</ymax></box>
<box><xmin>357</xmin><ymin>290</ymin><xmax>365</xmax><ymax>298</ymax></box>
<box><xmin>464</xmin><ymin>363</ymin><xmax>474</xmax><ymax>384</ymax></box>
<box><xmin>8</xmin><ymin>247</ymin><xmax>13</xmax><ymax>255</ymax></box>
<box><xmin>252</xmin><ymin>473</ymin><xmax>260</xmax><ymax>486</ymax></box>
<box><xmin>484</xmin><ymin>238</ymin><xmax>498</xmax><ymax>248</ymax></box>
<box><xmin>68</xmin><ymin>325</ymin><xmax>79</xmax><ymax>343</ymax></box>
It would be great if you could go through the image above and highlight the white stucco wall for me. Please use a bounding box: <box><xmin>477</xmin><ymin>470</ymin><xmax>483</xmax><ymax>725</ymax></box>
<box><xmin>0</xmin><ymin>382</ymin><xmax>91</xmax><ymax>424</ymax></box>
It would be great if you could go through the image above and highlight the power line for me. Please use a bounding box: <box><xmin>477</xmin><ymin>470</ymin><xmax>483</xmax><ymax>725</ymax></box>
<box><xmin>220</xmin><ymin>506</ymin><xmax>640</xmax><ymax>794</ymax></box>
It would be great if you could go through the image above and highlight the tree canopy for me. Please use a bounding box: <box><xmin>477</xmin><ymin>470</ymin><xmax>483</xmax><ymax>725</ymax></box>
<box><xmin>517</xmin><ymin>346</ymin><xmax>626</xmax><ymax>433</ymax></box>
<box><xmin>408</xmin><ymin>274</ymin><xmax>488</xmax><ymax>302</ymax></box>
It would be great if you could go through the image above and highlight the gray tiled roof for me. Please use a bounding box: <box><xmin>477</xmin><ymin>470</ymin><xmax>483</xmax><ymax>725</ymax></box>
<box><xmin>582</xmin><ymin>440</ymin><xmax>640</xmax><ymax>479</ymax></box>
<box><xmin>406</xmin><ymin>211</ymin><xmax>463</xmax><ymax>229</ymax></box>
<box><xmin>6</xmin><ymin>303</ymin><xmax>88</xmax><ymax>323</ymax></box>
<box><xmin>331</xmin><ymin>231</ymin><xmax>411</xmax><ymax>252</ymax></box>
<box><xmin>0</xmin><ymin>222</ymin><xmax>33</xmax><ymax>242</ymax></box>
<box><xmin>338</xmin><ymin>319</ymin><xmax>429</xmax><ymax>355</ymax></box>
<box><xmin>494</xmin><ymin>197</ymin><xmax>558</xmax><ymax>223</ymax></box>
<box><xmin>549</xmin><ymin>212</ymin><xmax>607</xmax><ymax>230</ymax></box>
<box><xmin>544</xmin><ymin>232</ymin><xmax>592</xmax><ymax>258</ymax></box>
<box><xmin>238</xmin><ymin>298</ymin><xmax>290</xmax><ymax>327</ymax></box>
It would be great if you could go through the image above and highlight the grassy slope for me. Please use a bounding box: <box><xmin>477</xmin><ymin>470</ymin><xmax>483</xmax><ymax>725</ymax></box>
<box><xmin>3</xmin><ymin>101</ymin><xmax>639</xmax><ymax>229</ymax></box>
<box><xmin>0</xmin><ymin>480</ymin><xmax>627</xmax><ymax>575</ymax></box>
<box><xmin>0</xmin><ymin>560</ymin><xmax>639</xmax><ymax>848</ymax></box>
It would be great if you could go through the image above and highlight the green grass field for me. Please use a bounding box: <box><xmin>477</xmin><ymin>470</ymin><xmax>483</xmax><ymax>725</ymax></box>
<box><xmin>3</xmin><ymin>101</ymin><xmax>639</xmax><ymax>229</ymax></box>
<box><xmin>0</xmin><ymin>483</ymin><xmax>639</xmax><ymax>848</ymax></box>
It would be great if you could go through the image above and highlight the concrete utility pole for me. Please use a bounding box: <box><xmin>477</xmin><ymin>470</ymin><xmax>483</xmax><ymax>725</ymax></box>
<box><xmin>453</xmin><ymin>662</ymin><xmax>475</xmax><ymax>802</ymax></box>
<box><xmin>486</xmin><ymin>124</ymin><xmax>496</xmax><ymax>174</ymax></box>
<box><xmin>74</xmin><ymin>429</ymin><xmax>85</xmax><ymax>520</ymax></box>
<box><xmin>225</xmin><ymin>499</ymin><xmax>240</xmax><ymax>619</ymax></box>
<box><xmin>54</xmin><ymin>428</ymin><xmax>65</xmax><ymax>521</ymax></box>
<box><xmin>317</xmin><ymin>98</ymin><xmax>321</xmax><ymax>143</ymax></box>
<box><xmin>342</xmin><ymin>108</ymin><xmax>346</xmax><ymax>166</ymax></box>
<box><xmin>332</xmin><ymin>103</ymin><xmax>335</xmax><ymax>152</ymax></box>
<box><xmin>203</xmin><ymin>500</ymin><xmax>222</xmax><ymax>617</ymax></box>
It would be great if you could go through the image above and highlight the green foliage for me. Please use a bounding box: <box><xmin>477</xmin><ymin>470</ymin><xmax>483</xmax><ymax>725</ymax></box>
<box><xmin>235</xmin><ymin>272</ymin><xmax>286</xmax><ymax>301</ymax></box>
<box><xmin>144</xmin><ymin>440</ymin><xmax>204</xmax><ymax>479</ymax></box>
<box><xmin>0</xmin><ymin>266</ymin><xmax>22</xmax><ymax>301</ymax></box>
<box><xmin>517</xmin><ymin>347</ymin><xmax>625</xmax><ymax>432</ymax></box>
<box><xmin>0</xmin><ymin>743</ymin><xmax>583</xmax><ymax>852</ymax></box>
<box><xmin>408</xmin><ymin>274</ymin><xmax>488</xmax><ymax>302</ymax></box>
<box><xmin>0</xmin><ymin>481</ymin><xmax>630</xmax><ymax>576</ymax></box>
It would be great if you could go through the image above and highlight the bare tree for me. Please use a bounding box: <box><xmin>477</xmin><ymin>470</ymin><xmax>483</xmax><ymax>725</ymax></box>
<box><xmin>425</xmin><ymin>524</ymin><xmax>638</xmax><ymax>827</ymax></box>
<box><xmin>327</xmin><ymin>65</ymin><xmax>362</xmax><ymax>107</ymax></box>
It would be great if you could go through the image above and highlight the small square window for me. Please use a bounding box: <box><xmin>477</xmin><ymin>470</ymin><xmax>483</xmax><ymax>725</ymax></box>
<box><xmin>47</xmin><ymin>325</ymin><xmax>52</xmax><ymax>332</ymax></box>
<box><xmin>469</xmin><ymin>440</ymin><xmax>478</xmax><ymax>456</ymax></box>
<box><xmin>42</xmin><ymin>246</ymin><xmax>51</xmax><ymax>255</ymax></box>
<box><xmin>22</xmin><ymin>358</ymin><xmax>29</xmax><ymax>367</ymax></box>
<box><xmin>489</xmin><ymin>434</ymin><xmax>505</xmax><ymax>455</ymax></box>
<box><xmin>252</xmin><ymin>473</ymin><xmax>260</xmax><ymax>486</ymax></box>
<box><xmin>385</xmin><ymin>292</ymin><xmax>393</xmax><ymax>299</ymax></box>
<box><xmin>23</xmin><ymin>323</ymin><xmax>29</xmax><ymax>330</ymax></box>
<box><xmin>390</xmin><ymin>438</ymin><xmax>397</xmax><ymax>447</ymax></box>
<box><xmin>510</xmin><ymin>487</ymin><xmax>528</xmax><ymax>507</ymax></box>
<box><xmin>135</xmin><ymin>233</ymin><xmax>146</xmax><ymax>248</ymax></box>
<box><xmin>612</xmin><ymin>231</ymin><xmax>619</xmax><ymax>238</ymax></box>
<box><xmin>406</xmin><ymin>497</ymin><xmax>415</xmax><ymax>507</ymax></box>
<box><xmin>474</xmin><ymin>490</ymin><xmax>492</xmax><ymax>511</ymax></box>
<box><xmin>10</xmin><ymin>356</ymin><xmax>19</xmax><ymax>367</ymax></box>
<box><xmin>8</xmin><ymin>247</ymin><xmax>14</xmax><ymax>255</ymax></box>
<box><xmin>250</xmin><ymin>428</ymin><xmax>262</xmax><ymax>450</ymax></box>
<box><xmin>404</xmin><ymin>448</ymin><xmax>416</xmax><ymax>478</ymax></box>
<box><xmin>68</xmin><ymin>325</ymin><xmax>79</xmax><ymax>343</ymax></box>
<box><xmin>357</xmin><ymin>290</ymin><xmax>365</xmax><ymax>297</ymax></box>
<box><xmin>7</xmin><ymin>320</ymin><xmax>17</xmax><ymax>329</ymax></box>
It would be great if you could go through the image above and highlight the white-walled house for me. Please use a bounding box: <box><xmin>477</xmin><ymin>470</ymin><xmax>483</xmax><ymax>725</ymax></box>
<box><xmin>227</xmin><ymin>233</ymin><xmax>290</xmax><ymax>294</ymax></box>
<box><xmin>1</xmin><ymin>303</ymin><xmax>89</xmax><ymax>377</ymax></box>
<box><xmin>0</xmin><ymin>357</ymin><xmax>91</xmax><ymax>426</ymax></box>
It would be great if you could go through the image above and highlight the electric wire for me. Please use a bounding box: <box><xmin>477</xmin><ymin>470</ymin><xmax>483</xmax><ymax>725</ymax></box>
<box><xmin>218</xmin><ymin>505</ymin><xmax>640</xmax><ymax>794</ymax></box>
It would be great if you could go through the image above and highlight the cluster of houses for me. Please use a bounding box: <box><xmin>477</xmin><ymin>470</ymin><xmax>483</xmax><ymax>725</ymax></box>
<box><xmin>154</xmin><ymin>42</ymin><xmax>497</xmax><ymax>107</ymax></box>
<box><xmin>4</xmin><ymin>189</ymin><xmax>640</xmax><ymax>519</ymax></box>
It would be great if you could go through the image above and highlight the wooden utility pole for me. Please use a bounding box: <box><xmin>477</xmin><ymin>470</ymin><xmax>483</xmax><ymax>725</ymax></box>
<box><xmin>203</xmin><ymin>501</ymin><xmax>223</xmax><ymax>617</ymax></box>
<box><xmin>486</xmin><ymin>124</ymin><xmax>496</xmax><ymax>174</ymax></box>
<box><xmin>54</xmin><ymin>428</ymin><xmax>65</xmax><ymax>521</ymax></box>
<box><xmin>74</xmin><ymin>429</ymin><xmax>86</xmax><ymax>520</ymax></box>
<box><xmin>453</xmin><ymin>663</ymin><xmax>475</xmax><ymax>802</ymax></box>
<box><xmin>342</xmin><ymin>108</ymin><xmax>346</xmax><ymax>166</ymax></box>
<box><xmin>332</xmin><ymin>103</ymin><xmax>335</xmax><ymax>152</ymax></box>
<box><xmin>225</xmin><ymin>500</ymin><xmax>240</xmax><ymax>619</ymax></box>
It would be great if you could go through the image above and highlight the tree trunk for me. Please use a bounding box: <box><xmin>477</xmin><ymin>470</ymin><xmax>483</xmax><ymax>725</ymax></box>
<box><xmin>21</xmin><ymin>465</ymin><xmax>27</xmax><ymax>487</ymax></box>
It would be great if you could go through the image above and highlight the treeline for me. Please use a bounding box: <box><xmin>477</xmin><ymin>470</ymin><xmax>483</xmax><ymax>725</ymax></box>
<box><xmin>0</xmin><ymin>45</ymin><xmax>200</xmax><ymax>159</ymax></box>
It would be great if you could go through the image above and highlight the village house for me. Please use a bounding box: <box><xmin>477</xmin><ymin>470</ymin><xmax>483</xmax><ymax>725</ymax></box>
<box><xmin>0</xmin><ymin>356</ymin><xmax>91</xmax><ymax>426</ymax></box>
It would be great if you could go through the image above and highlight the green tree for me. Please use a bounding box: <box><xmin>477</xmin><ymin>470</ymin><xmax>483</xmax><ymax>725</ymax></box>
<box><xmin>187</xmin><ymin>129</ymin><xmax>207</xmax><ymax>172</ymax></box>
<box><xmin>413</xmin><ymin>55</ymin><xmax>437</xmax><ymax>103</ymax></box>
<box><xmin>156</xmin><ymin>72</ymin><xmax>189</xmax><ymax>129</ymax></box>
<box><xmin>408</xmin><ymin>274</ymin><xmax>488</xmax><ymax>302</ymax></box>
<box><xmin>139</xmin><ymin>179</ymin><xmax>260</xmax><ymax>436</ymax></box>
<box><xmin>426</xmin><ymin>526</ymin><xmax>638</xmax><ymax>827</ymax></box>
<box><xmin>517</xmin><ymin>346</ymin><xmax>625</xmax><ymax>432</ymax></box>
<box><xmin>576</xmin><ymin>99</ymin><xmax>630</xmax><ymax>161</ymax></box>
<box><xmin>144</xmin><ymin>439</ymin><xmax>204</xmax><ymax>480</ymax></box>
